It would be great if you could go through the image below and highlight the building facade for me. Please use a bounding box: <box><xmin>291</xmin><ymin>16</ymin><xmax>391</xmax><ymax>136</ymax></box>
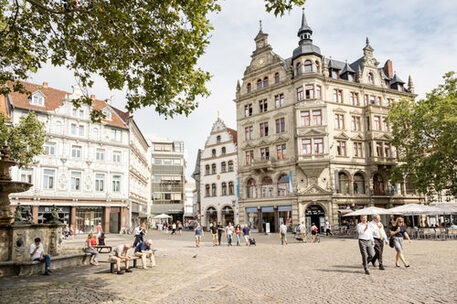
<box><xmin>184</xmin><ymin>182</ymin><xmax>196</xmax><ymax>220</ymax></box>
<box><xmin>128</xmin><ymin>119</ymin><xmax>151</xmax><ymax>226</ymax></box>
<box><xmin>235</xmin><ymin>10</ymin><xmax>422</xmax><ymax>233</ymax></box>
<box><xmin>198</xmin><ymin>119</ymin><xmax>238</xmax><ymax>228</ymax></box>
<box><xmin>6</xmin><ymin>81</ymin><xmax>130</xmax><ymax>233</ymax></box>
<box><xmin>149</xmin><ymin>139</ymin><xmax>186</xmax><ymax>222</ymax></box>
<box><xmin>191</xmin><ymin>149</ymin><xmax>202</xmax><ymax>219</ymax></box>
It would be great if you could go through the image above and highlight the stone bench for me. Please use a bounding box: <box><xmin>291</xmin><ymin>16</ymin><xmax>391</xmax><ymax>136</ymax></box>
<box><xmin>0</xmin><ymin>253</ymin><xmax>92</xmax><ymax>277</ymax></box>
<box><xmin>109</xmin><ymin>256</ymin><xmax>140</xmax><ymax>273</ymax></box>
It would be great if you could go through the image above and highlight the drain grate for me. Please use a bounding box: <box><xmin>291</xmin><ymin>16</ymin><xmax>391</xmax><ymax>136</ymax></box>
<box><xmin>200</xmin><ymin>285</ymin><xmax>226</xmax><ymax>292</ymax></box>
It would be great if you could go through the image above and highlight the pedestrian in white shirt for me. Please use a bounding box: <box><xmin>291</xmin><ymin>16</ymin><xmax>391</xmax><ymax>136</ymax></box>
<box><xmin>369</xmin><ymin>214</ymin><xmax>388</xmax><ymax>270</ymax></box>
<box><xmin>30</xmin><ymin>237</ymin><xmax>52</xmax><ymax>275</ymax></box>
<box><xmin>356</xmin><ymin>215</ymin><xmax>374</xmax><ymax>275</ymax></box>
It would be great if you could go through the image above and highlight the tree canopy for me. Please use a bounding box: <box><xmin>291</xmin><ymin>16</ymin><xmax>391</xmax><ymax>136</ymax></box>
<box><xmin>0</xmin><ymin>112</ymin><xmax>46</xmax><ymax>168</ymax></box>
<box><xmin>387</xmin><ymin>72</ymin><xmax>457</xmax><ymax>196</ymax></box>
<box><xmin>1</xmin><ymin>0</ymin><xmax>305</xmax><ymax>119</ymax></box>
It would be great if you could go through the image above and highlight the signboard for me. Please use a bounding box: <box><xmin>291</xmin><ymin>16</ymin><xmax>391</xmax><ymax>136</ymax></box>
<box><xmin>278</xmin><ymin>206</ymin><xmax>292</xmax><ymax>212</ymax></box>
<box><xmin>261</xmin><ymin>206</ymin><xmax>274</xmax><ymax>212</ymax></box>
<box><xmin>246</xmin><ymin>207</ymin><xmax>258</xmax><ymax>213</ymax></box>
<box><xmin>305</xmin><ymin>205</ymin><xmax>325</xmax><ymax>216</ymax></box>
<box><xmin>265</xmin><ymin>222</ymin><xmax>270</xmax><ymax>234</ymax></box>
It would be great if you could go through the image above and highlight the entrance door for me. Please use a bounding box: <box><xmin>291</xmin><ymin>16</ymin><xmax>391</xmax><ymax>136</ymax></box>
<box><xmin>109</xmin><ymin>210</ymin><xmax>120</xmax><ymax>233</ymax></box>
<box><xmin>261</xmin><ymin>207</ymin><xmax>275</xmax><ymax>233</ymax></box>
<box><xmin>305</xmin><ymin>205</ymin><xmax>326</xmax><ymax>233</ymax></box>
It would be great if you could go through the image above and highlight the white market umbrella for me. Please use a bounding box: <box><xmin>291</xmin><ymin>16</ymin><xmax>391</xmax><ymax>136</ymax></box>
<box><xmin>153</xmin><ymin>213</ymin><xmax>172</xmax><ymax>219</ymax></box>
<box><xmin>344</xmin><ymin>207</ymin><xmax>389</xmax><ymax>217</ymax></box>
<box><xmin>429</xmin><ymin>204</ymin><xmax>457</xmax><ymax>215</ymax></box>
<box><xmin>386</xmin><ymin>204</ymin><xmax>437</xmax><ymax>215</ymax></box>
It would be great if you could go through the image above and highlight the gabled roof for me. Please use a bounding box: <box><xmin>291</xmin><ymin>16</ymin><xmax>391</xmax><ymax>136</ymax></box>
<box><xmin>227</xmin><ymin>128</ymin><xmax>238</xmax><ymax>145</ymax></box>
<box><xmin>390</xmin><ymin>74</ymin><xmax>405</xmax><ymax>84</ymax></box>
<box><xmin>341</xmin><ymin>62</ymin><xmax>355</xmax><ymax>74</ymax></box>
<box><xmin>6</xmin><ymin>80</ymin><xmax>128</xmax><ymax>128</ymax></box>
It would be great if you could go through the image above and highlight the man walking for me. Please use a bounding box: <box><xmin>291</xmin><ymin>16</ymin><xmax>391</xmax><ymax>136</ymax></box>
<box><xmin>279</xmin><ymin>223</ymin><xmax>288</xmax><ymax>245</ymax></box>
<box><xmin>324</xmin><ymin>219</ymin><xmax>334</xmax><ymax>237</ymax></box>
<box><xmin>370</xmin><ymin>214</ymin><xmax>388</xmax><ymax>270</ymax></box>
<box><xmin>242</xmin><ymin>224</ymin><xmax>251</xmax><ymax>246</ymax></box>
<box><xmin>357</xmin><ymin>215</ymin><xmax>374</xmax><ymax>275</ymax></box>
<box><xmin>217</xmin><ymin>222</ymin><xmax>224</xmax><ymax>246</ymax></box>
<box><xmin>30</xmin><ymin>237</ymin><xmax>52</xmax><ymax>275</ymax></box>
<box><xmin>210</xmin><ymin>221</ymin><xmax>218</xmax><ymax>246</ymax></box>
<box><xmin>194</xmin><ymin>221</ymin><xmax>204</xmax><ymax>247</ymax></box>
<box><xmin>225</xmin><ymin>222</ymin><xmax>234</xmax><ymax>246</ymax></box>
<box><xmin>133</xmin><ymin>224</ymin><xmax>143</xmax><ymax>247</ymax></box>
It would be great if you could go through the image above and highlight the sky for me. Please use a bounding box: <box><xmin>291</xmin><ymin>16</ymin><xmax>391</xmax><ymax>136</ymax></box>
<box><xmin>30</xmin><ymin>0</ymin><xmax>457</xmax><ymax>180</ymax></box>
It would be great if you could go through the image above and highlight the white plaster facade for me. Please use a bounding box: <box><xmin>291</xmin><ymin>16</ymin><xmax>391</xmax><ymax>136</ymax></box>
<box><xmin>199</xmin><ymin>119</ymin><xmax>238</xmax><ymax>228</ymax></box>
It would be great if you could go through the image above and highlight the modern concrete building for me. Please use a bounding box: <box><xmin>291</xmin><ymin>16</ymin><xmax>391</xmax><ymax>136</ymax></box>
<box><xmin>5</xmin><ymin>81</ymin><xmax>130</xmax><ymax>233</ymax></box>
<box><xmin>184</xmin><ymin>182</ymin><xmax>196</xmax><ymax>220</ymax></box>
<box><xmin>235</xmin><ymin>9</ymin><xmax>422</xmax><ymax>233</ymax></box>
<box><xmin>197</xmin><ymin>118</ymin><xmax>238</xmax><ymax>228</ymax></box>
<box><xmin>149</xmin><ymin>139</ymin><xmax>186</xmax><ymax>222</ymax></box>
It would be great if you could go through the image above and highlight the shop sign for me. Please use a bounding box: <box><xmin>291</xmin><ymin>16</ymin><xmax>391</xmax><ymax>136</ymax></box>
<box><xmin>111</xmin><ymin>208</ymin><xmax>120</xmax><ymax>213</ymax></box>
<box><xmin>246</xmin><ymin>207</ymin><xmax>258</xmax><ymax>213</ymax></box>
<box><xmin>261</xmin><ymin>206</ymin><xmax>274</xmax><ymax>212</ymax></box>
<box><xmin>305</xmin><ymin>205</ymin><xmax>325</xmax><ymax>215</ymax></box>
<box><xmin>39</xmin><ymin>206</ymin><xmax>69</xmax><ymax>213</ymax></box>
<box><xmin>338</xmin><ymin>204</ymin><xmax>349</xmax><ymax>210</ymax></box>
<box><xmin>278</xmin><ymin>206</ymin><xmax>292</xmax><ymax>211</ymax></box>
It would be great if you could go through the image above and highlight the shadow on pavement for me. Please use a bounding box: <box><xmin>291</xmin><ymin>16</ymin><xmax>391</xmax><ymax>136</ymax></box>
<box><xmin>317</xmin><ymin>269</ymin><xmax>361</xmax><ymax>274</ymax></box>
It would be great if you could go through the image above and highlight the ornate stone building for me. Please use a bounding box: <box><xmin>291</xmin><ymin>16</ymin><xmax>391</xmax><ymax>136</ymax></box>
<box><xmin>197</xmin><ymin>118</ymin><xmax>238</xmax><ymax>228</ymax></box>
<box><xmin>235</xmin><ymin>9</ymin><xmax>422</xmax><ymax>233</ymax></box>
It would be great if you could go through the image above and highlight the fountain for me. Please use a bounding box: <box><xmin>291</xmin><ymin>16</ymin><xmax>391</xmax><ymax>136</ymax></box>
<box><xmin>0</xmin><ymin>146</ymin><xmax>89</xmax><ymax>276</ymax></box>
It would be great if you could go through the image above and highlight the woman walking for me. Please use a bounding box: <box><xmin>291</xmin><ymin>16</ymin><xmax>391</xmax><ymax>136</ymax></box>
<box><xmin>84</xmin><ymin>233</ymin><xmax>99</xmax><ymax>265</ymax></box>
<box><xmin>390</xmin><ymin>217</ymin><xmax>411</xmax><ymax>268</ymax></box>
<box><xmin>235</xmin><ymin>224</ymin><xmax>242</xmax><ymax>246</ymax></box>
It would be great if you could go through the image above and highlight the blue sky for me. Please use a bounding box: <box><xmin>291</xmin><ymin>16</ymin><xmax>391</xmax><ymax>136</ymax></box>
<box><xmin>31</xmin><ymin>0</ymin><xmax>457</xmax><ymax>179</ymax></box>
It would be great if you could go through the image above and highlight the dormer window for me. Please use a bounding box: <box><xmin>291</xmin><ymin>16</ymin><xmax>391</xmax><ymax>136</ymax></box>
<box><xmin>30</xmin><ymin>92</ymin><xmax>45</xmax><ymax>106</ymax></box>
<box><xmin>247</xmin><ymin>83</ymin><xmax>251</xmax><ymax>93</ymax></box>
<box><xmin>348</xmin><ymin>74</ymin><xmax>354</xmax><ymax>82</ymax></box>
<box><xmin>331</xmin><ymin>70</ymin><xmax>339</xmax><ymax>79</ymax></box>
<box><xmin>102</xmin><ymin>108</ymin><xmax>112</xmax><ymax>120</ymax></box>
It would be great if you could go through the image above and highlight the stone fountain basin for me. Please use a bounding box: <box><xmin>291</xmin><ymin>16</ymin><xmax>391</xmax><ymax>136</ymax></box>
<box><xmin>0</xmin><ymin>181</ymin><xmax>32</xmax><ymax>196</ymax></box>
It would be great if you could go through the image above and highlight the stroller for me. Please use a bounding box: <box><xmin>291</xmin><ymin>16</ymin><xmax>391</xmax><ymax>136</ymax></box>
<box><xmin>249</xmin><ymin>238</ymin><xmax>256</xmax><ymax>246</ymax></box>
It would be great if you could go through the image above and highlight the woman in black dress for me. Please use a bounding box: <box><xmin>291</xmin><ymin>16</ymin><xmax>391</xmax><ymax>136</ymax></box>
<box><xmin>390</xmin><ymin>217</ymin><xmax>411</xmax><ymax>267</ymax></box>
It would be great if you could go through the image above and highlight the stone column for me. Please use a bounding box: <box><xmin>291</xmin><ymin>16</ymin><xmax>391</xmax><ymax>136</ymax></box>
<box><xmin>120</xmin><ymin>206</ymin><xmax>127</xmax><ymax>229</ymax></box>
<box><xmin>104</xmin><ymin>206</ymin><xmax>110</xmax><ymax>233</ymax></box>
<box><xmin>70</xmin><ymin>206</ymin><xmax>76</xmax><ymax>231</ymax></box>
<box><xmin>274</xmin><ymin>207</ymin><xmax>279</xmax><ymax>233</ymax></box>
<box><xmin>32</xmin><ymin>205</ymin><xmax>39</xmax><ymax>224</ymax></box>
<box><xmin>258</xmin><ymin>208</ymin><xmax>262</xmax><ymax>233</ymax></box>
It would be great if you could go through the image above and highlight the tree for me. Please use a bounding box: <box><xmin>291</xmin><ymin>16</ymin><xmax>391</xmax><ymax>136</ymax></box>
<box><xmin>0</xmin><ymin>112</ymin><xmax>46</xmax><ymax>168</ymax></box>
<box><xmin>387</xmin><ymin>72</ymin><xmax>457</xmax><ymax>196</ymax></box>
<box><xmin>1</xmin><ymin>0</ymin><xmax>305</xmax><ymax>120</ymax></box>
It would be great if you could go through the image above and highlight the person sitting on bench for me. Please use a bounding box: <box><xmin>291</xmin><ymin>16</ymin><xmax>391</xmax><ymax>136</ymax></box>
<box><xmin>30</xmin><ymin>237</ymin><xmax>52</xmax><ymax>275</ymax></box>
<box><xmin>134</xmin><ymin>239</ymin><xmax>156</xmax><ymax>269</ymax></box>
<box><xmin>98</xmin><ymin>233</ymin><xmax>106</xmax><ymax>246</ymax></box>
<box><xmin>109</xmin><ymin>244</ymin><xmax>132</xmax><ymax>275</ymax></box>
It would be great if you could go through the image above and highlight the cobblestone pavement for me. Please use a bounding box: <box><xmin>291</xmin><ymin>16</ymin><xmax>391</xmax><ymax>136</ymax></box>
<box><xmin>1</xmin><ymin>231</ymin><xmax>456</xmax><ymax>304</ymax></box>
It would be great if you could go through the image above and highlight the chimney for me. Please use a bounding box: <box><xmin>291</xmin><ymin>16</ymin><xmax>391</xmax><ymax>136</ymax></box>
<box><xmin>383</xmin><ymin>60</ymin><xmax>393</xmax><ymax>78</ymax></box>
<box><xmin>90</xmin><ymin>94</ymin><xmax>95</xmax><ymax>100</ymax></box>
<box><xmin>42</xmin><ymin>82</ymin><xmax>48</xmax><ymax>88</ymax></box>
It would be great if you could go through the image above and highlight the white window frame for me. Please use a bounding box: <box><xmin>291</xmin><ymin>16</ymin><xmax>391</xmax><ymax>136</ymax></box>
<box><xmin>71</xmin><ymin>171</ymin><xmax>82</xmax><ymax>191</ymax></box>
<box><xmin>43</xmin><ymin>169</ymin><xmax>55</xmax><ymax>190</ymax></box>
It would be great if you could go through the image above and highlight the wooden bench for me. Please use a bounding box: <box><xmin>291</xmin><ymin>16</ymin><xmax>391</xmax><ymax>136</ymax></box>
<box><xmin>94</xmin><ymin>245</ymin><xmax>112</xmax><ymax>253</ymax></box>
<box><xmin>109</xmin><ymin>256</ymin><xmax>140</xmax><ymax>273</ymax></box>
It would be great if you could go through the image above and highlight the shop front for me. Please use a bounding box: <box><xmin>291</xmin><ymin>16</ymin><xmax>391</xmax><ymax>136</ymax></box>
<box><xmin>38</xmin><ymin>206</ymin><xmax>71</xmax><ymax>224</ymax></box>
<box><xmin>110</xmin><ymin>208</ymin><xmax>120</xmax><ymax>233</ymax></box>
<box><xmin>305</xmin><ymin>205</ymin><xmax>325</xmax><ymax>232</ymax></box>
<box><xmin>76</xmin><ymin>207</ymin><xmax>103</xmax><ymax>234</ymax></box>
<box><xmin>278</xmin><ymin>206</ymin><xmax>292</xmax><ymax>230</ymax></box>
<box><xmin>261</xmin><ymin>206</ymin><xmax>275</xmax><ymax>233</ymax></box>
<box><xmin>205</xmin><ymin>207</ymin><xmax>217</xmax><ymax>227</ymax></box>
<box><xmin>245</xmin><ymin>207</ymin><xmax>259</xmax><ymax>232</ymax></box>
<box><xmin>222</xmin><ymin>206</ymin><xmax>234</xmax><ymax>226</ymax></box>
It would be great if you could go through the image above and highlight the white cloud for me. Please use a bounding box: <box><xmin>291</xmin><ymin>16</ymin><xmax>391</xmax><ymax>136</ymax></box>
<box><xmin>30</xmin><ymin>0</ymin><xmax>457</xmax><ymax>180</ymax></box>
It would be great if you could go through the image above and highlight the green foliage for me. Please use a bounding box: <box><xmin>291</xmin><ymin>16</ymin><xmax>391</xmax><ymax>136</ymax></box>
<box><xmin>0</xmin><ymin>112</ymin><xmax>46</xmax><ymax>168</ymax></box>
<box><xmin>1</xmin><ymin>0</ymin><xmax>305</xmax><ymax>119</ymax></box>
<box><xmin>387</xmin><ymin>72</ymin><xmax>457</xmax><ymax>196</ymax></box>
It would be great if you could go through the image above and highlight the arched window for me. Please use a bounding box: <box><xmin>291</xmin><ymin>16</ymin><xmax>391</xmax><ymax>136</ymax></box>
<box><xmin>205</xmin><ymin>165</ymin><xmax>210</xmax><ymax>175</ymax></box>
<box><xmin>206</xmin><ymin>207</ymin><xmax>217</xmax><ymax>226</ymax></box>
<box><xmin>304</xmin><ymin>60</ymin><xmax>312</xmax><ymax>72</ymax></box>
<box><xmin>277</xmin><ymin>174</ymin><xmax>290</xmax><ymax>196</ymax></box>
<box><xmin>222</xmin><ymin>182</ymin><xmax>227</xmax><ymax>196</ymax></box>
<box><xmin>247</xmin><ymin>83</ymin><xmax>251</xmax><ymax>93</ymax></box>
<box><xmin>315</xmin><ymin>61</ymin><xmax>320</xmax><ymax>73</ymax></box>
<box><xmin>205</xmin><ymin>184</ymin><xmax>210</xmax><ymax>197</ymax></box>
<box><xmin>261</xmin><ymin>176</ymin><xmax>273</xmax><ymax>198</ymax></box>
<box><xmin>368</xmin><ymin>73</ymin><xmax>374</xmax><ymax>85</ymax></box>
<box><xmin>353</xmin><ymin>173</ymin><xmax>365</xmax><ymax>194</ymax></box>
<box><xmin>216</xmin><ymin>135</ymin><xmax>221</xmax><ymax>143</ymax></box>
<box><xmin>211</xmin><ymin>163</ymin><xmax>216</xmax><ymax>175</ymax></box>
<box><xmin>211</xmin><ymin>183</ymin><xmax>217</xmax><ymax>197</ymax></box>
<box><xmin>263</xmin><ymin>77</ymin><xmax>269</xmax><ymax>88</ymax></box>
<box><xmin>221</xmin><ymin>147</ymin><xmax>226</xmax><ymax>155</ymax></box>
<box><xmin>257</xmin><ymin>79</ymin><xmax>262</xmax><ymax>89</ymax></box>
<box><xmin>228</xmin><ymin>161</ymin><xmax>234</xmax><ymax>172</ymax></box>
<box><xmin>338</xmin><ymin>172</ymin><xmax>350</xmax><ymax>194</ymax></box>
<box><xmin>274</xmin><ymin>72</ymin><xmax>280</xmax><ymax>83</ymax></box>
<box><xmin>373</xmin><ymin>174</ymin><xmax>384</xmax><ymax>195</ymax></box>
<box><xmin>296</xmin><ymin>63</ymin><xmax>302</xmax><ymax>75</ymax></box>
<box><xmin>246</xmin><ymin>178</ymin><xmax>257</xmax><ymax>198</ymax></box>
<box><xmin>228</xmin><ymin>182</ymin><xmax>234</xmax><ymax>195</ymax></box>
<box><xmin>212</xmin><ymin>149</ymin><xmax>216</xmax><ymax>157</ymax></box>
<box><xmin>221</xmin><ymin>162</ymin><xmax>226</xmax><ymax>173</ymax></box>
